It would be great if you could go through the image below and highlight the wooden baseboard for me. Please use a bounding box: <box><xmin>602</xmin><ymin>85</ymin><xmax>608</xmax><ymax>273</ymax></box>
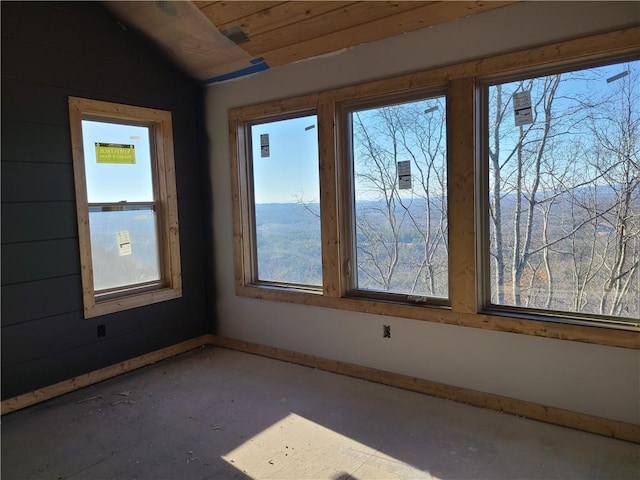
<box><xmin>0</xmin><ymin>335</ymin><xmax>210</xmax><ymax>415</ymax></box>
<box><xmin>209</xmin><ymin>335</ymin><xmax>640</xmax><ymax>444</ymax></box>
<box><xmin>3</xmin><ymin>333</ymin><xmax>637</xmax><ymax>444</ymax></box>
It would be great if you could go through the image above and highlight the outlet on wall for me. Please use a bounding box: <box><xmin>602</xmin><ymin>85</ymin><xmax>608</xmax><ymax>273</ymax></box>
<box><xmin>383</xmin><ymin>325</ymin><xmax>391</xmax><ymax>338</ymax></box>
<box><xmin>97</xmin><ymin>324</ymin><xmax>106</xmax><ymax>337</ymax></box>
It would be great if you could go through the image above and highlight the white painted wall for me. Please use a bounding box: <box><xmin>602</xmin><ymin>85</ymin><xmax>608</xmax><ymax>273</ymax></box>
<box><xmin>206</xmin><ymin>1</ymin><xmax>640</xmax><ymax>424</ymax></box>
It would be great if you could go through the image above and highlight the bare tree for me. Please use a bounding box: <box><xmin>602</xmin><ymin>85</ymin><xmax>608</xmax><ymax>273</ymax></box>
<box><xmin>353</xmin><ymin>109</ymin><xmax>405</xmax><ymax>291</ymax></box>
<box><xmin>587</xmin><ymin>64</ymin><xmax>640</xmax><ymax>316</ymax></box>
<box><xmin>489</xmin><ymin>62</ymin><xmax>639</xmax><ymax>320</ymax></box>
<box><xmin>489</xmin><ymin>76</ymin><xmax>563</xmax><ymax>305</ymax></box>
<box><xmin>352</xmin><ymin>98</ymin><xmax>448</xmax><ymax>296</ymax></box>
<box><xmin>352</xmin><ymin>60</ymin><xmax>637</xmax><ymax>318</ymax></box>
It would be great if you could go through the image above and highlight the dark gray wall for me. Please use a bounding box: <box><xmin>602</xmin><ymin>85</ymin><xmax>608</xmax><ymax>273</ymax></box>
<box><xmin>1</xmin><ymin>1</ymin><xmax>212</xmax><ymax>399</ymax></box>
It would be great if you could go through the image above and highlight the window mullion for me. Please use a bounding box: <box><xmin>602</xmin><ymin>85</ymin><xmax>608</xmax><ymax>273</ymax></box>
<box><xmin>318</xmin><ymin>101</ymin><xmax>342</xmax><ymax>298</ymax></box>
<box><xmin>447</xmin><ymin>77</ymin><xmax>478</xmax><ymax>314</ymax></box>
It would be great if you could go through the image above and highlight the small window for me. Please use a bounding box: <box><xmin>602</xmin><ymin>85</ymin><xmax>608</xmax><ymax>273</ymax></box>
<box><xmin>248</xmin><ymin>114</ymin><xmax>322</xmax><ymax>288</ymax></box>
<box><xmin>483</xmin><ymin>60</ymin><xmax>639</xmax><ymax>325</ymax></box>
<box><xmin>69</xmin><ymin>98</ymin><xmax>181</xmax><ymax>318</ymax></box>
<box><xmin>345</xmin><ymin>93</ymin><xmax>449</xmax><ymax>303</ymax></box>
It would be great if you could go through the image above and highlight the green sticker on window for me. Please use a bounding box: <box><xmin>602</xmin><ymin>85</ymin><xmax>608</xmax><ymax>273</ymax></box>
<box><xmin>95</xmin><ymin>143</ymin><xmax>136</xmax><ymax>164</ymax></box>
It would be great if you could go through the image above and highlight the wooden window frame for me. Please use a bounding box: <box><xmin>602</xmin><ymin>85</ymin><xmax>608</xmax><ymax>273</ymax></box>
<box><xmin>477</xmin><ymin>57</ymin><xmax>640</xmax><ymax>331</ymax></box>
<box><xmin>338</xmin><ymin>88</ymin><xmax>451</xmax><ymax>307</ymax></box>
<box><xmin>69</xmin><ymin>97</ymin><xmax>182</xmax><ymax>318</ymax></box>
<box><xmin>245</xmin><ymin>110</ymin><xmax>323</xmax><ymax>290</ymax></box>
<box><xmin>229</xmin><ymin>27</ymin><xmax>639</xmax><ymax>349</ymax></box>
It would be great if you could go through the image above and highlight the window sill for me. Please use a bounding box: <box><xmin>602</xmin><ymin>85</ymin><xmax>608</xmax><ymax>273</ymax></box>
<box><xmin>483</xmin><ymin>306</ymin><xmax>640</xmax><ymax>332</ymax></box>
<box><xmin>235</xmin><ymin>283</ymin><xmax>639</xmax><ymax>349</ymax></box>
<box><xmin>85</xmin><ymin>286</ymin><xmax>182</xmax><ymax>318</ymax></box>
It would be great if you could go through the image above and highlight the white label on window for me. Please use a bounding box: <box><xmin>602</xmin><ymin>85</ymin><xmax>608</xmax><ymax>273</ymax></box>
<box><xmin>117</xmin><ymin>230</ymin><xmax>132</xmax><ymax>256</ymax></box>
<box><xmin>260</xmin><ymin>134</ymin><xmax>270</xmax><ymax>158</ymax></box>
<box><xmin>398</xmin><ymin>160</ymin><xmax>411</xmax><ymax>190</ymax></box>
<box><xmin>513</xmin><ymin>90</ymin><xmax>533</xmax><ymax>126</ymax></box>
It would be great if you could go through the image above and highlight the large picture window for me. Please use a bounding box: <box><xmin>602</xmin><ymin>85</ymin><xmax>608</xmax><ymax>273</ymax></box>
<box><xmin>69</xmin><ymin>98</ymin><xmax>181</xmax><ymax>318</ymax></box>
<box><xmin>345</xmin><ymin>94</ymin><xmax>449</xmax><ymax>303</ymax></box>
<box><xmin>483</xmin><ymin>60</ymin><xmax>639</xmax><ymax>325</ymax></box>
<box><xmin>249</xmin><ymin>114</ymin><xmax>322</xmax><ymax>288</ymax></box>
<box><xmin>229</xmin><ymin>27</ymin><xmax>638</xmax><ymax>347</ymax></box>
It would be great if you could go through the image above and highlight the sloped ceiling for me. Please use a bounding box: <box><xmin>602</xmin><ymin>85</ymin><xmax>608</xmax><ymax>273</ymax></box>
<box><xmin>104</xmin><ymin>1</ymin><xmax>515</xmax><ymax>83</ymax></box>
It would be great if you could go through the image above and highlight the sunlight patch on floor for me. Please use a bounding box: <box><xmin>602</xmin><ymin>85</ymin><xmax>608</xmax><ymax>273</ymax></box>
<box><xmin>222</xmin><ymin>413</ymin><xmax>439</xmax><ymax>480</ymax></box>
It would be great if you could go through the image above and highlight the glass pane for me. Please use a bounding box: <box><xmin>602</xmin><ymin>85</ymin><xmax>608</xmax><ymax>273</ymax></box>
<box><xmin>487</xmin><ymin>60</ymin><xmax>639</xmax><ymax>321</ymax></box>
<box><xmin>81</xmin><ymin>120</ymin><xmax>154</xmax><ymax>203</ymax></box>
<box><xmin>89</xmin><ymin>205</ymin><xmax>161</xmax><ymax>291</ymax></box>
<box><xmin>351</xmin><ymin>96</ymin><xmax>448</xmax><ymax>298</ymax></box>
<box><xmin>250</xmin><ymin>115</ymin><xmax>322</xmax><ymax>286</ymax></box>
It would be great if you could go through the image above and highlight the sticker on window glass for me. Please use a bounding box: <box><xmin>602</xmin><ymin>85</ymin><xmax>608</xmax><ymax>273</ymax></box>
<box><xmin>513</xmin><ymin>90</ymin><xmax>533</xmax><ymax>126</ymax></box>
<box><xmin>117</xmin><ymin>230</ymin><xmax>132</xmax><ymax>256</ymax></box>
<box><xmin>95</xmin><ymin>143</ymin><xmax>136</xmax><ymax>164</ymax></box>
<box><xmin>398</xmin><ymin>160</ymin><xmax>412</xmax><ymax>190</ymax></box>
<box><xmin>260</xmin><ymin>134</ymin><xmax>270</xmax><ymax>158</ymax></box>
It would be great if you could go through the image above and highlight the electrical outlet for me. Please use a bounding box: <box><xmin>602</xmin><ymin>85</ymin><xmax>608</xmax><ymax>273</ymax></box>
<box><xmin>97</xmin><ymin>324</ymin><xmax>106</xmax><ymax>337</ymax></box>
<box><xmin>383</xmin><ymin>325</ymin><xmax>391</xmax><ymax>338</ymax></box>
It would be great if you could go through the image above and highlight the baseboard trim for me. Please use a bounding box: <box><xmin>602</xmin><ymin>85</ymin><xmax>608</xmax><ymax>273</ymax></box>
<box><xmin>3</xmin><ymin>333</ymin><xmax>637</xmax><ymax>444</ymax></box>
<box><xmin>209</xmin><ymin>335</ymin><xmax>640</xmax><ymax>444</ymax></box>
<box><xmin>0</xmin><ymin>335</ymin><xmax>210</xmax><ymax>415</ymax></box>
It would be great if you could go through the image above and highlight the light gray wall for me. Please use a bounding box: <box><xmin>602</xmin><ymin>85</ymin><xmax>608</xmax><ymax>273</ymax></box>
<box><xmin>206</xmin><ymin>1</ymin><xmax>640</xmax><ymax>424</ymax></box>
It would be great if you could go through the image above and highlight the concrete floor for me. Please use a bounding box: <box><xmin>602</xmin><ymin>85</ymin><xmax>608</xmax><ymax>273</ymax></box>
<box><xmin>2</xmin><ymin>347</ymin><xmax>638</xmax><ymax>480</ymax></box>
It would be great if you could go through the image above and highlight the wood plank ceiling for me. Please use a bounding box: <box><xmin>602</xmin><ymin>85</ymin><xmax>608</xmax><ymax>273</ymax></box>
<box><xmin>105</xmin><ymin>1</ymin><xmax>516</xmax><ymax>83</ymax></box>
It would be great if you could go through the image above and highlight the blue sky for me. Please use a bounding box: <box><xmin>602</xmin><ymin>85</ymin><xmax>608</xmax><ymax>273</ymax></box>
<box><xmin>81</xmin><ymin>120</ymin><xmax>154</xmax><ymax>203</ymax></box>
<box><xmin>81</xmin><ymin>60</ymin><xmax>636</xmax><ymax>207</ymax></box>
<box><xmin>250</xmin><ymin>114</ymin><xmax>319</xmax><ymax>204</ymax></box>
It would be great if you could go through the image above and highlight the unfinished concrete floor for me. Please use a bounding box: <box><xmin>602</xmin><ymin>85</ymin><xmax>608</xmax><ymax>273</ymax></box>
<box><xmin>2</xmin><ymin>346</ymin><xmax>638</xmax><ymax>480</ymax></box>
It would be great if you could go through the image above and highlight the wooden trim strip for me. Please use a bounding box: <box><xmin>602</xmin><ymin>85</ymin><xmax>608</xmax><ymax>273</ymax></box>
<box><xmin>4</xmin><ymin>334</ymin><xmax>637</xmax><ymax>443</ymax></box>
<box><xmin>318</xmin><ymin>101</ymin><xmax>341</xmax><ymax>298</ymax></box>
<box><xmin>229</xmin><ymin>115</ymin><xmax>248</xmax><ymax>290</ymax></box>
<box><xmin>209</xmin><ymin>335</ymin><xmax>640</xmax><ymax>444</ymax></box>
<box><xmin>0</xmin><ymin>335</ymin><xmax>211</xmax><ymax>415</ymax></box>
<box><xmin>447</xmin><ymin>77</ymin><xmax>478</xmax><ymax>314</ymax></box>
<box><xmin>68</xmin><ymin>97</ymin><xmax>95</xmax><ymax>319</ymax></box>
<box><xmin>234</xmin><ymin>284</ymin><xmax>640</xmax><ymax>349</ymax></box>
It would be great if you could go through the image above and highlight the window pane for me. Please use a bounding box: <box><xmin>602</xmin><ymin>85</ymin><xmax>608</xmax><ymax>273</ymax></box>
<box><xmin>89</xmin><ymin>205</ymin><xmax>161</xmax><ymax>291</ymax></box>
<box><xmin>487</xmin><ymin>60</ymin><xmax>639</xmax><ymax>321</ymax></box>
<box><xmin>81</xmin><ymin>120</ymin><xmax>154</xmax><ymax>203</ymax></box>
<box><xmin>351</xmin><ymin>96</ymin><xmax>448</xmax><ymax>298</ymax></box>
<box><xmin>250</xmin><ymin>115</ymin><xmax>322</xmax><ymax>286</ymax></box>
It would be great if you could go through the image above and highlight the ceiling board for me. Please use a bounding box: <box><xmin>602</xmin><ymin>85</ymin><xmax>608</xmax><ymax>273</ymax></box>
<box><xmin>192</xmin><ymin>1</ymin><xmax>216</xmax><ymax>9</ymax></box>
<box><xmin>257</xmin><ymin>1</ymin><xmax>516</xmax><ymax>68</ymax></box>
<box><xmin>105</xmin><ymin>1</ymin><xmax>517</xmax><ymax>83</ymax></box>
<box><xmin>241</xmin><ymin>2</ymin><xmax>437</xmax><ymax>56</ymax></box>
<box><xmin>104</xmin><ymin>1</ymin><xmax>253</xmax><ymax>80</ymax></box>
<box><xmin>200</xmin><ymin>1</ymin><xmax>283</xmax><ymax>26</ymax></box>
<box><xmin>215</xmin><ymin>2</ymin><xmax>355</xmax><ymax>37</ymax></box>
